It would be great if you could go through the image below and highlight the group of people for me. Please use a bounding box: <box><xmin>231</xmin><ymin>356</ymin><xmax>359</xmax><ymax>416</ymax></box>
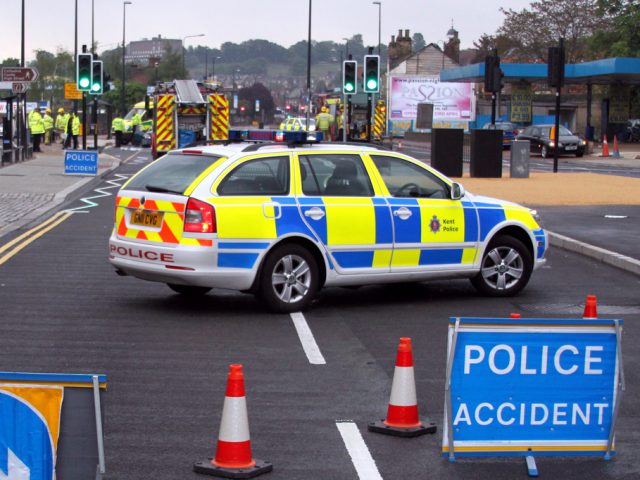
<box><xmin>314</xmin><ymin>105</ymin><xmax>345</xmax><ymax>141</ymax></box>
<box><xmin>27</xmin><ymin>106</ymin><xmax>80</xmax><ymax>152</ymax></box>
<box><xmin>111</xmin><ymin>111</ymin><xmax>141</xmax><ymax>148</ymax></box>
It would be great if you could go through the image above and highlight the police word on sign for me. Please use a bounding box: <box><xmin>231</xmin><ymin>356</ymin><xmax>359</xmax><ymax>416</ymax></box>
<box><xmin>443</xmin><ymin>317</ymin><xmax>623</xmax><ymax>458</ymax></box>
<box><xmin>0</xmin><ymin>390</ymin><xmax>57</xmax><ymax>480</ymax></box>
<box><xmin>64</xmin><ymin>151</ymin><xmax>98</xmax><ymax>176</ymax></box>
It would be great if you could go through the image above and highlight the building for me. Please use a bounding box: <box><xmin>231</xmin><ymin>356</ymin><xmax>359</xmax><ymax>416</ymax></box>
<box><xmin>125</xmin><ymin>35</ymin><xmax>182</xmax><ymax>66</ymax></box>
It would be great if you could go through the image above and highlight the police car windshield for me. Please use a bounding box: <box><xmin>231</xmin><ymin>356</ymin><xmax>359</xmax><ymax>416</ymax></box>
<box><xmin>124</xmin><ymin>108</ymin><xmax>145</xmax><ymax>120</ymax></box>
<box><xmin>125</xmin><ymin>154</ymin><xmax>223</xmax><ymax>195</ymax></box>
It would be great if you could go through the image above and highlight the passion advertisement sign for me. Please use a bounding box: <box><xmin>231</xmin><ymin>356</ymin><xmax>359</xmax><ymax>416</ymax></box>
<box><xmin>389</xmin><ymin>76</ymin><xmax>474</xmax><ymax>122</ymax></box>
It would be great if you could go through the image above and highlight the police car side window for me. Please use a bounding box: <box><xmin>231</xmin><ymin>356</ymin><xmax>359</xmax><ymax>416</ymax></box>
<box><xmin>218</xmin><ymin>156</ymin><xmax>290</xmax><ymax>196</ymax></box>
<box><xmin>299</xmin><ymin>154</ymin><xmax>374</xmax><ymax>197</ymax></box>
<box><xmin>371</xmin><ymin>155</ymin><xmax>448</xmax><ymax>199</ymax></box>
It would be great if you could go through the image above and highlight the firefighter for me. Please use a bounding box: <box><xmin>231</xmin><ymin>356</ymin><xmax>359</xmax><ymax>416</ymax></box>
<box><xmin>336</xmin><ymin>105</ymin><xmax>345</xmax><ymax>142</ymax></box>
<box><xmin>112</xmin><ymin>114</ymin><xmax>125</xmax><ymax>148</ymax></box>
<box><xmin>64</xmin><ymin>112</ymin><xmax>80</xmax><ymax>150</ymax></box>
<box><xmin>55</xmin><ymin>108</ymin><xmax>67</xmax><ymax>145</ymax></box>
<box><xmin>131</xmin><ymin>111</ymin><xmax>142</xmax><ymax>136</ymax></box>
<box><xmin>29</xmin><ymin>107</ymin><xmax>45</xmax><ymax>152</ymax></box>
<box><xmin>43</xmin><ymin>108</ymin><xmax>54</xmax><ymax>145</ymax></box>
<box><xmin>315</xmin><ymin>106</ymin><xmax>333</xmax><ymax>141</ymax></box>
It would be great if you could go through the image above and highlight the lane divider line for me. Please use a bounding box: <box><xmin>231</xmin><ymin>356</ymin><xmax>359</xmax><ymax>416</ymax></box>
<box><xmin>336</xmin><ymin>421</ymin><xmax>384</xmax><ymax>480</ymax></box>
<box><xmin>0</xmin><ymin>211</ymin><xmax>68</xmax><ymax>255</ymax></box>
<box><xmin>290</xmin><ymin>312</ymin><xmax>326</xmax><ymax>365</ymax></box>
<box><xmin>0</xmin><ymin>211</ymin><xmax>74</xmax><ymax>266</ymax></box>
<box><xmin>66</xmin><ymin>173</ymin><xmax>130</xmax><ymax>212</ymax></box>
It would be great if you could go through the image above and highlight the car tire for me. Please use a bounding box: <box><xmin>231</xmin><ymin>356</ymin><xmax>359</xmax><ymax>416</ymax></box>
<box><xmin>541</xmin><ymin>146</ymin><xmax>548</xmax><ymax>158</ymax></box>
<box><xmin>167</xmin><ymin>284</ymin><xmax>212</xmax><ymax>296</ymax></box>
<box><xmin>471</xmin><ymin>235</ymin><xmax>533</xmax><ymax>297</ymax></box>
<box><xmin>258</xmin><ymin>244</ymin><xmax>319</xmax><ymax>313</ymax></box>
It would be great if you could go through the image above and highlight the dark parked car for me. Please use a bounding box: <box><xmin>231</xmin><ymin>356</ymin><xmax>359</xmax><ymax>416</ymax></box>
<box><xmin>517</xmin><ymin>124</ymin><xmax>586</xmax><ymax>158</ymax></box>
<box><xmin>482</xmin><ymin>121</ymin><xmax>519</xmax><ymax>148</ymax></box>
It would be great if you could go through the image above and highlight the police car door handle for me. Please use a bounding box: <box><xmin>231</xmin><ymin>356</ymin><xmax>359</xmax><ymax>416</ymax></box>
<box><xmin>262</xmin><ymin>202</ymin><xmax>282</xmax><ymax>219</ymax></box>
<box><xmin>393</xmin><ymin>207</ymin><xmax>412</xmax><ymax>220</ymax></box>
<box><xmin>304</xmin><ymin>207</ymin><xmax>325</xmax><ymax>220</ymax></box>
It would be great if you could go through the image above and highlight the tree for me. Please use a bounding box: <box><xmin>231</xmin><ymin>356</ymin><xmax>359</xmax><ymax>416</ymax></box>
<box><xmin>157</xmin><ymin>44</ymin><xmax>187</xmax><ymax>81</ymax></box>
<box><xmin>497</xmin><ymin>0</ymin><xmax>601</xmax><ymax>62</ymax></box>
<box><xmin>412</xmin><ymin>33</ymin><xmax>426</xmax><ymax>52</ymax></box>
<box><xmin>589</xmin><ymin>0</ymin><xmax>640</xmax><ymax>57</ymax></box>
<box><xmin>103</xmin><ymin>80</ymin><xmax>147</xmax><ymax>115</ymax></box>
<box><xmin>238</xmin><ymin>82</ymin><xmax>275</xmax><ymax>120</ymax></box>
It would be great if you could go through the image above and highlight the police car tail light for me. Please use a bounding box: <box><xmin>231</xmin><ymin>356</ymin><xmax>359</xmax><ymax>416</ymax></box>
<box><xmin>184</xmin><ymin>198</ymin><xmax>216</xmax><ymax>233</ymax></box>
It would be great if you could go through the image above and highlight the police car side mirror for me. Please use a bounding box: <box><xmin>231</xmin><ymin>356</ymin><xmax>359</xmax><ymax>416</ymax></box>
<box><xmin>451</xmin><ymin>182</ymin><xmax>465</xmax><ymax>200</ymax></box>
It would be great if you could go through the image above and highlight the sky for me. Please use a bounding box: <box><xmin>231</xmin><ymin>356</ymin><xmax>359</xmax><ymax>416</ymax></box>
<box><xmin>1</xmin><ymin>0</ymin><xmax>533</xmax><ymax>62</ymax></box>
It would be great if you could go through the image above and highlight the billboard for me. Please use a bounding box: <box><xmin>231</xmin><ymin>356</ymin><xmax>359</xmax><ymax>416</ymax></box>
<box><xmin>388</xmin><ymin>76</ymin><xmax>475</xmax><ymax>134</ymax></box>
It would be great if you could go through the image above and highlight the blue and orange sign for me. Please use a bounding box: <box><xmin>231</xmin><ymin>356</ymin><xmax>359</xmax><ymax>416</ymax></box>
<box><xmin>0</xmin><ymin>385</ymin><xmax>63</xmax><ymax>480</ymax></box>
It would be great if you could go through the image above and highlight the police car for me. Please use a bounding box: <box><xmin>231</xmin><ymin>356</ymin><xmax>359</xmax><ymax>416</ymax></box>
<box><xmin>109</xmin><ymin>133</ymin><xmax>547</xmax><ymax>312</ymax></box>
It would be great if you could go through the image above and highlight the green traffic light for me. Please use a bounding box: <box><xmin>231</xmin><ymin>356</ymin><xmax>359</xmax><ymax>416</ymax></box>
<box><xmin>79</xmin><ymin>77</ymin><xmax>90</xmax><ymax>88</ymax></box>
<box><xmin>345</xmin><ymin>83</ymin><xmax>355</xmax><ymax>92</ymax></box>
<box><xmin>367</xmin><ymin>79</ymin><xmax>378</xmax><ymax>90</ymax></box>
<box><xmin>92</xmin><ymin>83</ymin><xmax>100</xmax><ymax>92</ymax></box>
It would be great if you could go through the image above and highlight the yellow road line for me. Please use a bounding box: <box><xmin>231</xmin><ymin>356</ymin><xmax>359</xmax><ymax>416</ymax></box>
<box><xmin>0</xmin><ymin>211</ymin><xmax>74</xmax><ymax>266</ymax></box>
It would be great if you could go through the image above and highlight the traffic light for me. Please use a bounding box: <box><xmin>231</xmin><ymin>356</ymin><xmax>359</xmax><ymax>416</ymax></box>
<box><xmin>363</xmin><ymin>55</ymin><xmax>380</xmax><ymax>93</ymax></box>
<box><xmin>343</xmin><ymin>60</ymin><xmax>357</xmax><ymax>94</ymax></box>
<box><xmin>77</xmin><ymin>53</ymin><xmax>93</xmax><ymax>91</ymax></box>
<box><xmin>90</xmin><ymin>60</ymin><xmax>103</xmax><ymax>95</ymax></box>
<box><xmin>548</xmin><ymin>46</ymin><xmax>565</xmax><ymax>88</ymax></box>
<box><xmin>484</xmin><ymin>54</ymin><xmax>503</xmax><ymax>93</ymax></box>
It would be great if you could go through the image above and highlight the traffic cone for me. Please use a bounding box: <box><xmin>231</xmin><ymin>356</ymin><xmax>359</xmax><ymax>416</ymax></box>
<box><xmin>612</xmin><ymin>135</ymin><xmax>622</xmax><ymax>158</ymax></box>
<box><xmin>368</xmin><ymin>338</ymin><xmax>436</xmax><ymax>437</ymax></box>
<box><xmin>194</xmin><ymin>364</ymin><xmax>272</xmax><ymax>478</ymax></box>
<box><xmin>601</xmin><ymin>135</ymin><xmax>610</xmax><ymax>157</ymax></box>
<box><xmin>583</xmin><ymin>294</ymin><xmax>598</xmax><ymax>319</ymax></box>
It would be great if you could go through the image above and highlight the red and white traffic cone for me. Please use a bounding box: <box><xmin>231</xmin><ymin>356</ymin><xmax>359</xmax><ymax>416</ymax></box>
<box><xmin>583</xmin><ymin>294</ymin><xmax>598</xmax><ymax>319</ymax></box>
<box><xmin>601</xmin><ymin>135</ymin><xmax>610</xmax><ymax>157</ymax></box>
<box><xmin>369</xmin><ymin>337</ymin><xmax>436</xmax><ymax>437</ymax></box>
<box><xmin>612</xmin><ymin>135</ymin><xmax>622</xmax><ymax>158</ymax></box>
<box><xmin>194</xmin><ymin>364</ymin><xmax>272</xmax><ymax>478</ymax></box>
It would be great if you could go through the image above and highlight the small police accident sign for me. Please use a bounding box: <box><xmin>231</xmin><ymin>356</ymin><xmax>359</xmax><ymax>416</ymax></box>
<box><xmin>443</xmin><ymin>317</ymin><xmax>623</xmax><ymax>458</ymax></box>
<box><xmin>64</xmin><ymin>151</ymin><xmax>98</xmax><ymax>175</ymax></box>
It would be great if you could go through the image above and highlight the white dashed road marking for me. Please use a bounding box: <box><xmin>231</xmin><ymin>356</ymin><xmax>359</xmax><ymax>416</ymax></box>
<box><xmin>290</xmin><ymin>312</ymin><xmax>326</xmax><ymax>365</ymax></box>
<box><xmin>336</xmin><ymin>421</ymin><xmax>384</xmax><ymax>480</ymax></box>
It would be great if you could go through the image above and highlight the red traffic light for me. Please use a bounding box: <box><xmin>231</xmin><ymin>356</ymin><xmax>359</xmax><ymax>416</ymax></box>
<box><xmin>285</xmin><ymin>104</ymin><xmax>291</xmax><ymax>110</ymax></box>
<box><xmin>240</xmin><ymin>106</ymin><xmax>246</xmax><ymax>112</ymax></box>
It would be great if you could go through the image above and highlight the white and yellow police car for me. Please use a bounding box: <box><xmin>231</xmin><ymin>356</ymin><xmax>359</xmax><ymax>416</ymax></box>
<box><xmin>109</xmin><ymin>134</ymin><xmax>547</xmax><ymax>312</ymax></box>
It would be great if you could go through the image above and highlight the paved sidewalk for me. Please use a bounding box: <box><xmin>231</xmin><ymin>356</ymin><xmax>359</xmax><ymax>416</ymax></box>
<box><xmin>0</xmin><ymin>141</ymin><xmax>120</xmax><ymax>237</ymax></box>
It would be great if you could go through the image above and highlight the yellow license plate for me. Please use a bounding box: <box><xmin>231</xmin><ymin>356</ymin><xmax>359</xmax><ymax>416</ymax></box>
<box><xmin>130</xmin><ymin>209</ymin><xmax>163</xmax><ymax>227</ymax></box>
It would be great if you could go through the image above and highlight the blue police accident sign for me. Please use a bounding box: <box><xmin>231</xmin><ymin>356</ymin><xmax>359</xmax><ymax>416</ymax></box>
<box><xmin>64</xmin><ymin>151</ymin><xmax>98</xmax><ymax>175</ymax></box>
<box><xmin>443</xmin><ymin>317</ymin><xmax>624</xmax><ymax>459</ymax></box>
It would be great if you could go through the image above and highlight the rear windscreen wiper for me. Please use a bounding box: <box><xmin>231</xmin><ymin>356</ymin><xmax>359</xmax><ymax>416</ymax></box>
<box><xmin>145</xmin><ymin>184</ymin><xmax>183</xmax><ymax>194</ymax></box>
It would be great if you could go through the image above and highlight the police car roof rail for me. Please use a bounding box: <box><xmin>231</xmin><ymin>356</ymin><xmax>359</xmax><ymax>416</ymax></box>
<box><xmin>241</xmin><ymin>140</ymin><xmax>392</xmax><ymax>153</ymax></box>
<box><xmin>327</xmin><ymin>141</ymin><xmax>391</xmax><ymax>151</ymax></box>
<box><xmin>241</xmin><ymin>142</ymin><xmax>293</xmax><ymax>152</ymax></box>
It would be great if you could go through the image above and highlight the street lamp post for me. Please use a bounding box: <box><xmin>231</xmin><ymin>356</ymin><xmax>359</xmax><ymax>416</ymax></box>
<box><xmin>212</xmin><ymin>56</ymin><xmax>221</xmax><ymax>81</ymax></box>
<box><xmin>373</xmin><ymin>1</ymin><xmax>381</xmax><ymax>56</ymax></box>
<box><xmin>306</xmin><ymin>0</ymin><xmax>312</xmax><ymax>130</ymax></box>
<box><xmin>121</xmin><ymin>1</ymin><xmax>132</xmax><ymax>118</ymax></box>
<box><xmin>182</xmin><ymin>34</ymin><xmax>205</xmax><ymax>78</ymax></box>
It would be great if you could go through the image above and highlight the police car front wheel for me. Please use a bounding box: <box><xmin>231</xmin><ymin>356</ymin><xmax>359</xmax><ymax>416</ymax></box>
<box><xmin>259</xmin><ymin>244</ymin><xmax>319</xmax><ymax>312</ymax></box>
<box><xmin>471</xmin><ymin>235</ymin><xmax>533</xmax><ymax>297</ymax></box>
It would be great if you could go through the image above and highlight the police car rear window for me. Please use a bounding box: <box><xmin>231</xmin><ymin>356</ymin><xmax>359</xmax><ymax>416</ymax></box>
<box><xmin>125</xmin><ymin>154</ymin><xmax>222</xmax><ymax>194</ymax></box>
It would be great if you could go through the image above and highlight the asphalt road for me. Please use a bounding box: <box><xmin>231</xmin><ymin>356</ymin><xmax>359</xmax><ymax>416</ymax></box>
<box><xmin>0</xmin><ymin>148</ymin><xmax>639</xmax><ymax>480</ymax></box>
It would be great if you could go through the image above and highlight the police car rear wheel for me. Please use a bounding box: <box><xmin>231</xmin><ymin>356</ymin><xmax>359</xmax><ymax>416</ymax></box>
<box><xmin>167</xmin><ymin>284</ymin><xmax>212</xmax><ymax>296</ymax></box>
<box><xmin>471</xmin><ymin>235</ymin><xmax>532</xmax><ymax>297</ymax></box>
<box><xmin>259</xmin><ymin>245</ymin><xmax>319</xmax><ymax>312</ymax></box>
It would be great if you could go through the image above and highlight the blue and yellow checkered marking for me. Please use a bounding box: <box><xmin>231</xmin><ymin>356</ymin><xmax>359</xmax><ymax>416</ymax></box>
<box><xmin>478</xmin><ymin>206</ymin><xmax>507</xmax><ymax>240</ymax></box>
<box><xmin>388</xmin><ymin>198</ymin><xmax>421</xmax><ymax>243</ymax></box>
<box><xmin>218</xmin><ymin>252</ymin><xmax>259</xmax><ymax>269</ymax></box>
<box><xmin>534</xmin><ymin>229</ymin><xmax>546</xmax><ymax>259</ymax></box>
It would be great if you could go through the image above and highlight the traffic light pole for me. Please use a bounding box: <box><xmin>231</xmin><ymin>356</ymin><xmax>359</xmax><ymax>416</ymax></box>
<box><xmin>553</xmin><ymin>37</ymin><xmax>564</xmax><ymax>174</ymax></box>
<box><xmin>82</xmin><ymin>92</ymin><xmax>87</xmax><ymax>150</ymax></box>
<box><xmin>366</xmin><ymin>94</ymin><xmax>372</xmax><ymax>142</ymax></box>
<box><xmin>342</xmin><ymin>93</ymin><xmax>347</xmax><ymax>142</ymax></box>
<box><xmin>491</xmin><ymin>93</ymin><xmax>496</xmax><ymax>126</ymax></box>
<box><xmin>93</xmin><ymin>97</ymin><xmax>98</xmax><ymax>150</ymax></box>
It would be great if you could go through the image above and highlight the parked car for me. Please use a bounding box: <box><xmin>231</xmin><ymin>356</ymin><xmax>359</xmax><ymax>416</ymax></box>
<box><xmin>517</xmin><ymin>124</ymin><xmax>586</xmax><ymax>158</ymax></box>
<box><xmin>482</xmin><ymin>122</ymin><xmax>519</xmax><ymax>148</ymax></box>
<box><xmin>623</xmin><ymin>119</ymin><xmax>640</xmax><ymax>143</ymax></box>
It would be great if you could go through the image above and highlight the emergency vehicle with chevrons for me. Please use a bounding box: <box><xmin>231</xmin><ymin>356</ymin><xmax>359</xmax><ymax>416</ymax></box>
<box><xmin>109</xmin><ymin>132</ymin><xmax>547</xmax><ymax>312</ymax></box>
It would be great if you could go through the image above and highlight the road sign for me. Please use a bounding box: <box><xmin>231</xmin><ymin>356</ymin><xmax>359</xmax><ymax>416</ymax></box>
<box><xmin>1</xmin><ymin>67</ymin><xmax>39</xmax><ymax>82</ymax></box>
<box><xmin>64</xmin><ymin>82</ymin><xmax>83</xmax><ymax>100</ymax></box>
<box><xmin>443</xmin><ymin>317</ymin><xmax>624</xmax><ymax>460</ymax></box>
<box><xmin>64</xmin><ymin>151</ymin><xmax>99</xmax><ymax>175</ymax></box>
<box><xmin>0</xmin><ymin>385</ymin><xmax>63</xmax><ymax>480</ymax></box>
<box><xmin>11</xmin><ymin>82</ymin><xmax>28</xmax><ymax>94</ymax></box>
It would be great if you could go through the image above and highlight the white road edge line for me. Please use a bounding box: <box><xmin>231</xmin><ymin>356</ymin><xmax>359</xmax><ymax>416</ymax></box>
<box><xmin>290</xmin><ymin>312</ymin><xmax>326</xmax><ymax>365</ymax></box>
<box><xmin>336</xmin><ymin>422</ymin><xmax>384</xmax><ymax>480</ymax></box>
